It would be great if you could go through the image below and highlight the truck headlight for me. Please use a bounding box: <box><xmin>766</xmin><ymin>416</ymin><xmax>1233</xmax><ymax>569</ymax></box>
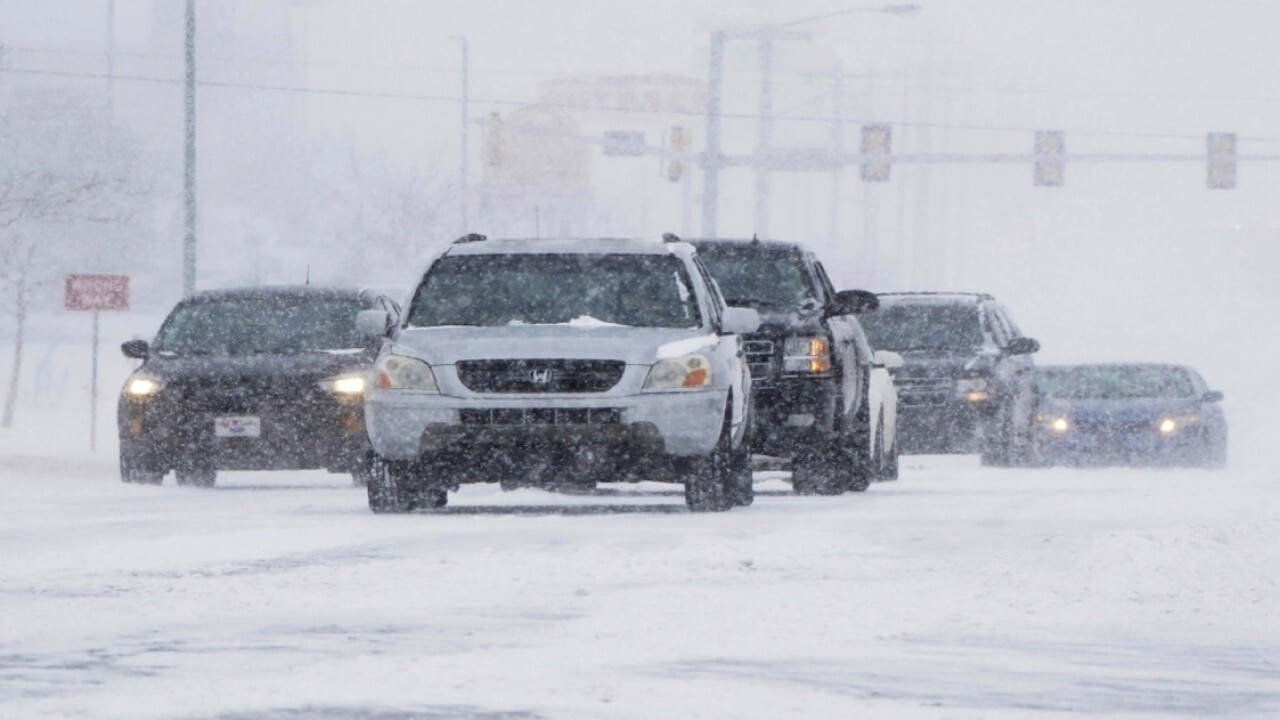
<box><xmin>782</xmin><ymin>336</ymin><xmax>831</xmax><ymax>373</ymax></box>
<box><xmin>319</xmin><ymin>373</ymin><xmax>367</xmax><ymax>396</ymax></box>
<box><xmin>956</xmin><ymin>378</ymin><xmax>989</xmax><ymax>401</ymax></box>
<box><xmin>374</xmin><ymin>355</ymin><xmax>438</xmax><ymax>392</ymax></box>
<box><xmin>644</xmin><ymin>353</ymin><xmax>712</xmax><ymax>390</ymax></box>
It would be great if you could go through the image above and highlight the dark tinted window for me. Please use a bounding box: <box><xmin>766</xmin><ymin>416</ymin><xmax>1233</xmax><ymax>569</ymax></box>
<box><xmin>156</xmin><ymin>296</ymin><xmax>364</xmax><ymax>356</ymax></box>
<box><xmin>694</xmin><ymin>245</ymin><xmax>816</xmax><ymax>308</ymax></box>
<box><xmin>1042</xmin><ymin>366</ymin><xmax>1196</xmax><ymax>399</ymax></box>
<box><xmin>859</xmin><ymin>303</ymin><xmax>984</xmax><ymax>351</ymax></box>
<box><xmin>407</xmin><ymin>254</ymin><xmax>702</xmax><ymax>329</ymax></box>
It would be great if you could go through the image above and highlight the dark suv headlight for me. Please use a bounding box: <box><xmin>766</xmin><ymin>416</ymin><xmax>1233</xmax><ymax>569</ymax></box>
<box><xmin>783</xmin><ymin>336</ymin><xmax>832</xmax><ymax>373</ymax></box>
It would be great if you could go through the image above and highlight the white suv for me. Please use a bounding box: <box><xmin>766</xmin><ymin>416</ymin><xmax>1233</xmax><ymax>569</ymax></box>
<box><xmin>357</xmin><ymin>235</ymin><xmax>761</xmax><ymax>513</ymax></box>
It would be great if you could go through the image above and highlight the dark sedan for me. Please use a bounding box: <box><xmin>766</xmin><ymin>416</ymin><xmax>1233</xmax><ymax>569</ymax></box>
<box><xmin>1033</xmin><ymin>363</ymin><xmax>1227</xmax><ymax>468</ymax></box>
<box><xmin>118</xmin><ymin>286</ymin><xmax>400</xmax><ymax>487</ymax></box>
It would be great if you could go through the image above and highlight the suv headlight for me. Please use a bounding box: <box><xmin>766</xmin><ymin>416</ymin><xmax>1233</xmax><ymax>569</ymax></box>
<box><xmin>374</xmin><ymin>355</ymin><xmax>438</xmax><ymax>392</ymax></box>
<box><xmin>644</xmin><ymin>353</ymin><xmax>712</xmax><ymax>390</ymax></box>
<box><xmin>783</xmin><ymin>336</ymin><xmax>832</xmax><ymax>373</ymax></box>
<box><xmin>124</xmin><ymin>374</ymin><xmax>163</xmax><ymax>397</ymax></box>
<box><xmin>319</xmin><ymin>373</ymin><xmax>368</xmax><ymax>396</ymax></box>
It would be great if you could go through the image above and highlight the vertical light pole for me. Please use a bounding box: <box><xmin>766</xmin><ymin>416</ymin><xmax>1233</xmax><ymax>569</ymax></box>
<box><xmin>754</xmin><ymin>37</ymin><xmax>774</xmax><ymax>237</ymax></box>
<box><xmin>700</xmin><ymin>31</ymin><xmax>725</xmax><ymax>239</ymax></box>
<box><xmin>450</xmin><ymin>35</ymin><xmax>469</xmax><ymax>233</ymax></box>
<box><xmin>183</xmin><ymin>0</ymin><xmax>197</xmax><ymax>296</ymax></box>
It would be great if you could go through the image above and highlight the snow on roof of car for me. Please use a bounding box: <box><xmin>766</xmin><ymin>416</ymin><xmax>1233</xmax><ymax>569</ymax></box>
<box><xmin>180</xmin><ymin>285</ymin><xmax>368</xmax><ymax>304</ymax></box>
<box><xmin>877</xmin><ymin>292</ymin><xmax>995</xmax><ymax>304</ymax></box>
<box><xmin>444</xmin><ymin>236</ymin><xmax>693</xmax><ymax>257</ymax></box>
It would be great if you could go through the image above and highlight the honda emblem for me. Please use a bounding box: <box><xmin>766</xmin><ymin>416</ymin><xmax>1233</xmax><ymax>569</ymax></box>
<box><xmin>529</xmin><ymin>368</ymin><xmax>553</xmax><ymax>384</ymax></box>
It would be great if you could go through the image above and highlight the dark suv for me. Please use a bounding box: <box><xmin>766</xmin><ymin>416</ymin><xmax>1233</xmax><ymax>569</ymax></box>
<box><xmin>858</xmin><ymin>293</ymin><xmax>1039</xmax><ymax>465</ymax></box>
<box><xmin>117</xmin><ymin>286</ymin><xmax>400</xmax><ymax>487</ymax></box>
<box><xmin>690</xmin><ymin>238</ymin><xmax>900</xmax><ymax>494</ymax></box>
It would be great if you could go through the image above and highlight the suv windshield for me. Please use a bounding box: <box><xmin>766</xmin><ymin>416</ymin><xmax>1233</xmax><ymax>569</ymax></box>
<box><xmin>860</xmin><ymin>303</ymin><xmax>984</xmax><ymax>351</ymax></box>
<box><xmin>155</xmin><ymin>297</ymin><xmax>364</xmax><ymax>356</ymax></box>
<box><xmin>407</xmin><ymin>253</ymin><xmax>702</xmax><ymax>329</ymax></box>
<box><xmin>694</xmin><ymin>246</ymin><xmax>815</xmax><ymax>308</ymax></box>
<box><xmin>1042</xmin><ymin>366</ymin><xmax>1195</xmax><ymax>400</ymax></box>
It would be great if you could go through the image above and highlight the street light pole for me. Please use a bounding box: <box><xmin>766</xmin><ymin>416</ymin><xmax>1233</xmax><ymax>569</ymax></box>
<box><xmin>701</xmin><ymin>31</ymin><xmax>725</xmax><ymax>239</ymax></box>
<box><xmin>183</xmin><ymin>0</ymin><xmax>197</xmax><ymax>297</ymax></box>
<box><xmin>450</xmin><ymin>35</ymin><xmax>469</xmax><ymax>233</ymax></box>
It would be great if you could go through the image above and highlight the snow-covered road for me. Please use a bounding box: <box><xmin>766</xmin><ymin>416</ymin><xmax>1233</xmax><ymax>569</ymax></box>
<box><xmin>2</xmin><ymin>454</ymin><xmax>1278</xmax><ymax>719</ymax></box>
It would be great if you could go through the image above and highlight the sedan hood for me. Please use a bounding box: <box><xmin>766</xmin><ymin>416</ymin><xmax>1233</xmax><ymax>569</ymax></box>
<box><xmin>1039</xmin><ymin>397</ymin><xmax>1203</xmax><ymax>424</ymax></box>
<box><xmin>140</xmin><ymin>351</ymin><xmax>371</xmax><ymax>385</ymax></box>
<box><xmin>392</xmin><ymin>325</ymin><xmax>713</xmax><ymax>365</ymax></box>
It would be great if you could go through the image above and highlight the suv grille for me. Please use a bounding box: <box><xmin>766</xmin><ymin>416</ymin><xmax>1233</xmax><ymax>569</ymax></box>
<box><xmin>455</xmin><ymin>359</ymin><xmax>626</xmax><ymax>394</ymax></box>
<box><xmin>895</xmin><ymin>377</ymin><xmax>952</xmax><ymax>406</ymax></box>
<box><xmin>742</xmin><ymin>340</ymin><xmax>775</xmax><ymax>380</ymax></box>
<box><xmin>460</xmin><ymin>408</ymin><xmax>622</xmax><ymax>426</ymax></box>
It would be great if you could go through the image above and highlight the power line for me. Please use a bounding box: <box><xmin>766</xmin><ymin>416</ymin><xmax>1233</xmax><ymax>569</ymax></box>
<box><xmin>6</xmin><ymin>64</ymin><xmax>1280</xmax><ymax>144</ymax></box>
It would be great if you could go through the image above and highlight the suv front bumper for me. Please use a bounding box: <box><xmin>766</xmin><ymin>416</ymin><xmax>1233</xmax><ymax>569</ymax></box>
<box><xmin>365</xmin><ymin>388</ymin><xmax>727</xmax><ymax>464</ymax></box>
<box><xmin>749</xmin><ymin>376</ymin><xmax>839</xmax><ymax>456</ymax></box>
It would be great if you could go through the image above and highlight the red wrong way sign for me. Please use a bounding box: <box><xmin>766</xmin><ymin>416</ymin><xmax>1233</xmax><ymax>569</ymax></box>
<box><xmin>65</xmin><ymin>274</ymin><xmax>130</xmax><ymax>312</ymax></box>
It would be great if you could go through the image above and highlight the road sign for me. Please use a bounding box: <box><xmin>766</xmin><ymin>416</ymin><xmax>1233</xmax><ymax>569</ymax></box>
<box><xmin>603</xmin><ymin>131</ymin><xmax>647</xmax><ymax>157</ymax></box>
<box><xmin>66</xmin><ymin>274</ymin><xmax>130</xmax><ymax>312</ymax></box>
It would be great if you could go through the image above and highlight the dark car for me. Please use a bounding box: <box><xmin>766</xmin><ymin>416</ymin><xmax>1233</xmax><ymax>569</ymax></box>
<box><xmin>858</xmin><ymin>292</ymin><xmax>1040</xmax><ymax>465</ymax></box>
<box><xmin>117</xmin><ymin>286</ymin><xmax>400</xmax><ymax>487</ymax></box>
<box><xmin>1033</xmin><ymin>363</ymin><xmax>1227</xmax><ymax>468</ymax></box>
<box><xmin>689</xmin><ymin>238</ymin><xmax>901</xmax><ymax>494</ymax></box>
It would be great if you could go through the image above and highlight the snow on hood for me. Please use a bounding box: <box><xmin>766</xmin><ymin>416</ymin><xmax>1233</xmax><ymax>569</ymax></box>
<box><xmin>392</xmin><ymin>325</ymin><xmax>709</xmax><ymax>365</ymax></box>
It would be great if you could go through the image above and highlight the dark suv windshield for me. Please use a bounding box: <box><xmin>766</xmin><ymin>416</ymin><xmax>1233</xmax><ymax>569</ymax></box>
<box><xmin>1042</xmin><ymin>366</ymin><xmax>1195</xmax><ymax>400</ymax></box>
<box><xmin>859</xmin><ymin>303</ymin><xmax>984</xmax><ymax>351</ymax></box>
<box><xmin>156</xmin><ymin>297</ymin><xmax>364</xmax><ymax>356</ymax></box>
<box><xmin>693</xmin><ymin>245</ymin><xmax>815</xmax><ymax>308</ymax></box>
<box><xmin>407</xmin><ymin>254</ymin><xmax>702</xmax><ymax>329</ymax></box>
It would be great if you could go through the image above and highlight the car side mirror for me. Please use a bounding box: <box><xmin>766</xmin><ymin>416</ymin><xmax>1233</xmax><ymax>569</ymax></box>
<box><xmin>874</xmin><ymin>350</ymin><xmax>904</xmax><ymax>369</ymax></box>
<box><xmin>1202</xmin><ymin>390</ymin><xmax>1224</xmax><ymax>403</ymax></box>
<box><xmin>356</xmin><ymin>309</ymin><xmax>392</xmax><ymax>338</ymax></box>
<box><xmin>721</xmin><ymin>307</ymin><xmax>761</xmax><ymax>335</ymax></box>
<box><xmin>1006</xmin><ymin>337</ymin><xmax>1040</xmax><ymax>356</ymax></box>
<box><xmin>830</xmin><ymin>289</ymin><xmax>879</xmax><ymax>316</ymax></box>
<box><xmin>121</xmin><ymin>339</ymin><xmax>149</xmax><ymax>360</ymax></box>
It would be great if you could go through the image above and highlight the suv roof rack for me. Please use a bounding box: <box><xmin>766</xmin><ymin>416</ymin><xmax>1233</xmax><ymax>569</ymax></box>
<box><xmin>453</xmin><ymin>233</ymin><xmax>487</xmax><ymax>245</ymax></box>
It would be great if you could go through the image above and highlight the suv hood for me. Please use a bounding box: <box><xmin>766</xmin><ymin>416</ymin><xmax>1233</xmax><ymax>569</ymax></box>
<box><xmin>890</xmin><ymin>348</ymin><xmax>994</xmax><ymax>380</ymax></box>
<box><xmin>393</xmin><ymin>325</ymin><xmax>713</xmax><ymax>366</ymax></box>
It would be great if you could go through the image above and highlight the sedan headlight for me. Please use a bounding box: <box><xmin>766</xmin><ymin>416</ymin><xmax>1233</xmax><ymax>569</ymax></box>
<box><xmin>644</xmin><ymin>353</ymin><xmax>712</xmax><ymax>390</ymax></box>
<box><xmin>956</xmin><ymin>378</ymin><xmax>989</xmax><ymax>402</ymax></box>
<box><xmin>319</xmin><ymin>373</ymin><xmax>368</xmax><ymax>396</ymax></box>
<box><xmin>1157</xmin><ymin>415</ymin><xmax>1196</xmax><ymax>434</ymax></box>
<box><xmin>783</xmin><ymin>336</ymin><xmax>832</xmax><ymax>373</ymax></box>
<box><xmin>124</xmin><ymin>374</ymin><xmax>163</xmax><ymax>397</ymax></box>
<box><xmin>374</xmin><ymin>355</ymin><xmax>438</xmax><ymax>392</ymax></box>
<box><xmin>1037</xmin><ymin>414</ymin><xmax>1070</xmax><ymax>433</ymax></box>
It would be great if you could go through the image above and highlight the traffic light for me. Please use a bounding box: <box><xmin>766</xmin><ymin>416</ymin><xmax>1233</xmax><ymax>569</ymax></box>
<box><xmin>860</xmin><ymin>125</ymin><xmax>891</xmax><ymax>182</ymax></box>
<box><xmin>666</xmin><ymin>126</ymin><xmax>690</xmax><ymax>182</ymax></box>
<box><xmin>1034</xmin><ymin>131</ymin><xmax>1065</xmax><ymax>187</ymax></box>
<box><xmin>1207</xmin><ymin>133</ymin><xmax>1236</xmax><ymax>189</ymax></box>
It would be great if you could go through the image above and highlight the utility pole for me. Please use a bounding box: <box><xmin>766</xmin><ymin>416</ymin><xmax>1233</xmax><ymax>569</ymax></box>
<box><xmin>451</xmin><ymin>35</ymin><xmax>469</xmax><ymax>233</ymax></box>
<box><xmin>754</xmin><ymin>38</ymin><xmax>774</xmax><ymax>237</ymax></box>
<box><xmin>183</xmin><ymin>0</ymin><xmax>197</xmax><ymax>296</ymax></box>
<box><xmin>829</xmin><ymin>67</ymin><xmax>843</xmax><ymax>251</ymax></box>
<box><xmin>701</xmin><ymin>31</ymin><xmax>725</xmax><ymax>239</ymax></box>
<box><xmin>106</xmin><ymin>0</ymin><xmax>115</xmax><ymax>116</ymax></box>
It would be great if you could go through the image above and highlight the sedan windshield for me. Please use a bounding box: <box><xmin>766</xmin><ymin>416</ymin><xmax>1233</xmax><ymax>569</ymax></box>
<box><xmin>155</xmin><ymin>297</ymin><xmax>364</xmax><ymax>356</ymax></box>
<box><xmin>1043</xmin><ymin>366</ymin><xmax>1195</xmax><ymax>399</ymax></box>
<box><xmin>694</xmin><ymin>245</ymin><xmax>816</xmax><ymax>308</ymax></box>
<box><xmin>407</xmin><ymin>254</ymin><xmax>702</xmax><ymax>329</ymax></box>
<box><xmin>859</xmin><ymin>304</ymin><xmax>984</xmax><ymax>351</ymax></box>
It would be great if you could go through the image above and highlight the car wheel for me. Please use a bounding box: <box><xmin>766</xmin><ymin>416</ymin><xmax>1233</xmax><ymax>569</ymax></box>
<box><xmin>728</xmin><ymin>409</ymin><xmax>755</xmax><ymax>507</ymax></box>
<box><xmin>175</xmin><ymin>461</ymin><xmax>216</xmax><ymax>488</ymax></box>
<box><xmin>1203</xmin><ymin>432</ymin><xmax>1228</xmax><ymax>470</ymax></box>
<box><xmin>120</xmin><ymin>454</ymin><xmax>163</xmax><ymax>485</ymax></box>
<box><xmin>980</xmin><ymin>403</ymin><xmax>1013</xmax><ymax>467</ymax></box>
<box><xmin>367</xmin><ymin>456</ymin><xmax>414</xmax><ymax>513</ymax></box>
<box><xmin>684</xmin><ymin>414</ymin><xmax>735</xmax><ymax>512</ymax></box>
<box><xmin>876</xmin><ymin>415</ymin><xmax>899</xmax><ymax>482</ymax></box>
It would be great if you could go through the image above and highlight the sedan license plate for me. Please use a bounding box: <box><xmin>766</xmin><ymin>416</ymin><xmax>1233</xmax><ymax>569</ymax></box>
<box><xmin>215</xmin><ymin>416</ymin><xmax>261</xmax><ymax>438</ymax></box>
